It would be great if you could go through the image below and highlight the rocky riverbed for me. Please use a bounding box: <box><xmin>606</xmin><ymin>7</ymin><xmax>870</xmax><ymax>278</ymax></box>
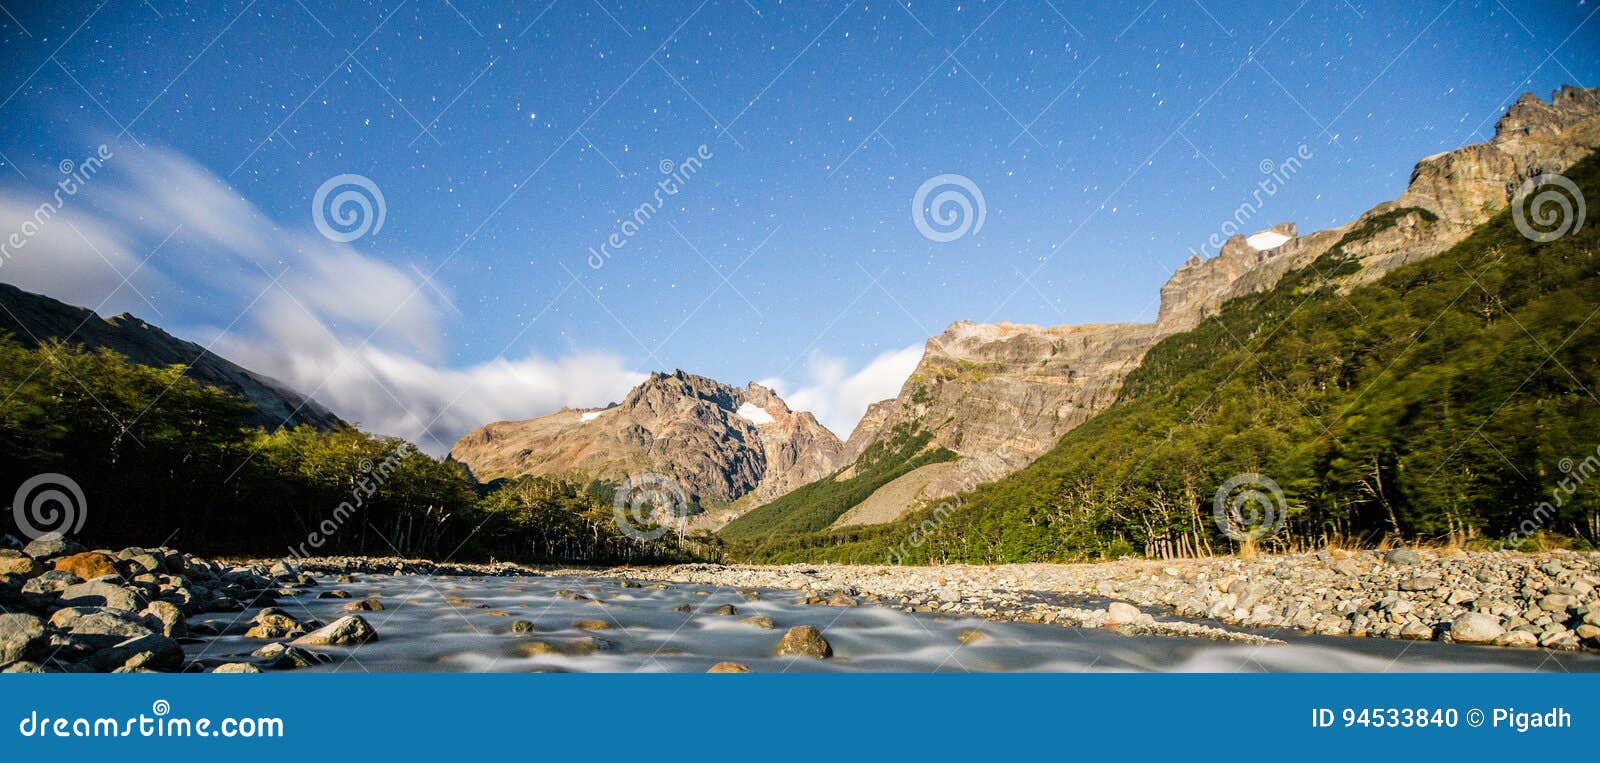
<box><xmin>576</xmin><ymin>548</ymin><xmax>1600</xmax><ymax>652</ymax></box>
<box><xmin>3</xmin><ymin>539</ymin><xmax>1598</xmax><ymax>673</ymax></box>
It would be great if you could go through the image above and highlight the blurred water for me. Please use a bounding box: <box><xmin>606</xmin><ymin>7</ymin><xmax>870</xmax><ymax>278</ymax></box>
<box><xmin>187</xmin><ymin>574</ymin><xmax>1600</xmax><ymax>673</ymax></box>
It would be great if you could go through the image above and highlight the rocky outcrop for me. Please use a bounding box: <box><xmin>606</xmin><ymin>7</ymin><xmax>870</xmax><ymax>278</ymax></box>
<box><xmin>830</xmin><ymin>85</ymin><xmax>1600</xmax><ymax>527</ymax></box>
<box><xmin>449</xmin><ymin>370</ymin><xmax>844</xmax><ymax>510</ymax></box>
<box><xmin>0</xmin><ymin>282</ymin><xmax>343</xmax><ymax>431</ymax></box>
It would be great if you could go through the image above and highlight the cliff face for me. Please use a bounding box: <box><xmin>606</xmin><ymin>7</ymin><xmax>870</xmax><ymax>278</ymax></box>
<box><xmin>830</xmin><ymin>85</ymin><xmax>1600</xmax><ymax>526</ymax></box>
<box><xmin>0</xmin><ymin>282</ymin><xmax>344</xmax><ymax>431</ymax></box>
<box><xmin>449</xmin><ymin>370</ymin><xmax>843</xmax><ymax>507</ymax></box>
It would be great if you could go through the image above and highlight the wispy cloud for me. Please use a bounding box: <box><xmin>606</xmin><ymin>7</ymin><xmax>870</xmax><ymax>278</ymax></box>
<box><xmin>766</xmin><ymin>344</ymin><xmax>923</xmax><ymax>439</ymax></box>
<box><xmin>0</xmin><ymin>144</ymin><xmax>646</xmax><ymax>454</ymax></box>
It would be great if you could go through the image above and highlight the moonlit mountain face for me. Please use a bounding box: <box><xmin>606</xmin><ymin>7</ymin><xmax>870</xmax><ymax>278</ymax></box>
<box><xmin>2</xmin><ymin>2</ymin><xmax>1595</xmax><ymax>456</ymax></box>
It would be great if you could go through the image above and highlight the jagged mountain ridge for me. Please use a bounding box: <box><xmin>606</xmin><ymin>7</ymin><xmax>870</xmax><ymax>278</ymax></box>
<box><xmin>449</xmin><ymin>370</ymin><xmax>844</xmax><ymax>512</ymax></box>
<box><xmin>822</xmin><ymin>85</ymin><xmax>1600</xmax><ymax>529</ymax></box>
<box><xmin>0</xmin><ymin>282</ymin><xmax>344</xmax><ymax>431</ymax></box>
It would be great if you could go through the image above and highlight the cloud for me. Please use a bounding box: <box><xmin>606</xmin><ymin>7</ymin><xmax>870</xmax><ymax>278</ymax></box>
<box><xmin>0</xmin><ymin>144</ymin><xmax>647</xmax><ymax>454</ymax></box>
<box><xmin>768</xmin><ymin>344</ymin><xmax>924</xmax><ymax>439</ymax></box>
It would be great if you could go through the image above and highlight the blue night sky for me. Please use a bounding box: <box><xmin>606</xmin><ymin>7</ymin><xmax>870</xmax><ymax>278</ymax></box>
<box><xmin>0</xmin><ymin>0</ymin><xmax>1596</xmax><ymax>451</ymax></box>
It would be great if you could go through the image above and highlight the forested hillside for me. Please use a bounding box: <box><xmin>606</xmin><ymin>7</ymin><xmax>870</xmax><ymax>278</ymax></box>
<box><xmin>0</xmin><ymin>336</ymin><xmax>702</xmax><ymax>564</ymax></box>
<box><xmin>740</xmin><ymin>153</ymin><xmax>1600</xmax><ymax>564</ymax></box>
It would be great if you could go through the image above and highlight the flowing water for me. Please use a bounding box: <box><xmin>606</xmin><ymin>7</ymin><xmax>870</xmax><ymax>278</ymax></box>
<box><xmin>187</xmin><ymin>574</ymin><xmax>1600</xmax><ymax>673</ymax></box>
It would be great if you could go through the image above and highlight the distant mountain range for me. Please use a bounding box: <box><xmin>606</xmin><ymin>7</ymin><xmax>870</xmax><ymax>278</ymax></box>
<box><xmin>5</xmin><ymin>85</ymin><xmax>1595</xmax><ymax>555</ymax></box>
<box><xmin>0</xmin><ymin>282</ymin><xmax>344</xmax><ymax>432</ymax></box>
<box><xmin>721</xmin><ymin>84</ymin><xmax>1600</xmax><ymax>539</ymax></box>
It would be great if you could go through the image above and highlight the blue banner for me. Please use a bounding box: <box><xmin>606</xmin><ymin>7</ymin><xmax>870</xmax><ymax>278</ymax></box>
<box><xmin>1</xmin><ymin>674</ymin><xmax>1590</xmax><ymax>759</ymax></box>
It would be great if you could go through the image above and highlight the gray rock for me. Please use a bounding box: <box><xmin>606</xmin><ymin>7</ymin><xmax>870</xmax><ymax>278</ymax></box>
<box><xmin>1105</xmin><ymin>601</ymin><xmax>1146</xmax><ymax>626</ymax></box>
<box><xmin>292</xmin><ymin>615</ymin><xmax>377</xmax><ymax>647</ymax></box>
<box><xmin>59</xmin><ymin>580</ymin><xmax>145</xmax><ymax>611</ymax></box>
<box><xmin>775</xmin><ymin>625</ymin><xmax>833</xmax><ymax>658</ymax></box>
<box><xmin>1449</xmin><ymin>613</ymin><xmax>1505</xmax><ymax>645</ymax></box>
<box><xmin>0</xmin><ymin>612</ymin><xmax>46</xmax><ymax>664</ymax></box>
<box><xmin>90</xmin><ymin>633</ymin><xmax>183</xmax><ymax>672</ymax></box>
<box><xmin>251</xmin><ymin>642</ymin><xmax>331</xmax><ymax>669</ymax></box>
<box><xmin>21</xmin><ymin>538</ymin><xmax>84</xmax><ymax>560</ymax></box>
<box><xmin>1384</xmin><ymin>549</ymin><xmax>1422</xmax><ymax>566</ymax></box>
<box><xmin>20</xmin><ymin>570</ymin><xmax>82</xmax><ymax>595</ymax></box>
<box><xmin>141</xmin><ymin>601</ymin><xmax>185</xmax><ymax>638</ymax></box>
<box><xmin>1493</xmin><ymin>630</ymin><xmax>1539</xmax><ymax>648</ymax></box>
<box><xmin>0</xmin><ymin>550</ymin><xmax>38</xmax><ymax>576</ymax></box>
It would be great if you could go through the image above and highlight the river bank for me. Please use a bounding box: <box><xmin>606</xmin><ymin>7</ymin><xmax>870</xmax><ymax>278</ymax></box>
<box><xmin>562</xmin><ymin>548</ymin><xmax>1600</xmax><ymax>652</ymax></box>
<box><xmin>4</xmin><ymin>540</ymin><xmax>1597</xmax><ymax>673</ymax></box>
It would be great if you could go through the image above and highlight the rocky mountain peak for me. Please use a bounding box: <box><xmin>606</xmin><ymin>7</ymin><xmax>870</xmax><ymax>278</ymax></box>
<box><xmin>825</xmin><ymin>84</ymin><xmax>1600</xmax><ymax>529</ymax></box>
<box><xmin>450</xmin><ymin>369</ymin><xmax>844</xmax><ymax>516</ymax></box>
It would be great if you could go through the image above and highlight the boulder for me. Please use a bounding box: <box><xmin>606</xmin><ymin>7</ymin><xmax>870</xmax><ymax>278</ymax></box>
<box><xmin>775</xmin><ymin>625</ymin><xmax>832</xmax><ymax>658</ymax></box>
<box><xmin>1384</xmin><ymin>549</ymin><xmax>1422</xmax><ymax>566</ymax></box>
<box><xmin>570</xmin><ymin>619</ymin><xmax>613</xmax><ymax>631</ymax></box>
<box><xmin>22</xmin><ymin>538</ymin><xmax>84</xmax><ymax>561</ymax></box>
<box><xmin>0</xmin><ymin>612</ymin><xmax>46</xmax><ymax>665</ymax></box>
<box><xmin>292</xmin><ymin>615</ymin><xmax>377</xmax><ymax>647</ymax></box>
<box><xmin>141</xmin><ymin>601</ymin><xmax>185</xmax><ymax>638</ymax></box>
<box><xmin>50</xmin><ymin>607</ymin><xmax>153</xmax><ymax>649</ymax></box>
<box><xmin>245</xmin><ymin>614</ymin><xmax>309</xmax><ymax>639</ymax></box>
<box><xmin>90</xmin><ymin>633</ymin><xmax>183</xmax><ymax>672</ymax></box>
<box><xmin>1449</xmin><ymin>613</ymin><xmax>1506</xmax><ymax>645</ymax></box>
<box><xmin>59</xmin><ymin>580</ymin><xmax>145</xmax><ymax>612</ymax></box>
<box><xmin>707</xmin><ymin>661</ymin><xmax>752</xmax><ymax>673</ymax></box>
<box><xmin>0</xmin><ymin>550</ymin><xmax>38</xmax><ymax>576</ymax></box>
<box><xmin>342</xmin><ymin>599</ymin><xmax>384</xmax><ymax>612</ymax></box>
<box><xmin>739</xmin><ymin>615</ymin><xmax>775</xmax><ymax>629</ymax></box>
<box><xmin>1104</xmin><ymin>601</ymin><xmax>1147</xmax><ymax>626</ymax></box>
<box><xmin>509</xmin><ymin>620</ymin><xmax>537</xmax><ymax>634</ymax></box>
<box><xmin>251</xmin><ymin>642</ymin><xmax>332</xmax><ymax>669</ymax></box>
<box><xmin>709</xmin><ymin>604</ymin><xmax>739</xmax><ymax>616</ymax></box>
<box><xmin>21</xmin><ymin>570</ymin><xmax>81</xmax><ymax>595</ymax></box>
<box><xmin>54</xmin><ymin>551</ymin><xmax>121</xmax><ymax>581</ymax></box>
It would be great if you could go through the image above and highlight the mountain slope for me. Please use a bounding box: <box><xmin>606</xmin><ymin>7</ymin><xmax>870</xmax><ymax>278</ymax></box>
<box><xmin>449</xmin><ymin>370</ymin><xmax>844</xmax><ymax>514</ymax></box>
<box><xmin>756</xmin><ymin>84</ymin><xmax>1600</xmax><ymax>533</ymax></box>
<box><xmin>740</xmin><ymin>148</ymin><xmax>1600</xmax><ymax>564</ymax></box>
<box><xmin>0</xmin><ymin>282</ymin><xmax>343</xmax><ymax>431</ymax></box>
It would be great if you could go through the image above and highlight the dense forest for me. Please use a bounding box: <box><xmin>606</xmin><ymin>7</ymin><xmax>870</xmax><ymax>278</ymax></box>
<box><xmin>736</xmin><ymin>153</ymin><xmax>1600</xmax><ymax>564</ymax></box>
<box><xmin>0</xmin><ymin>337</ymin><xmax>703</xmax><ymax>564</ymax></box>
